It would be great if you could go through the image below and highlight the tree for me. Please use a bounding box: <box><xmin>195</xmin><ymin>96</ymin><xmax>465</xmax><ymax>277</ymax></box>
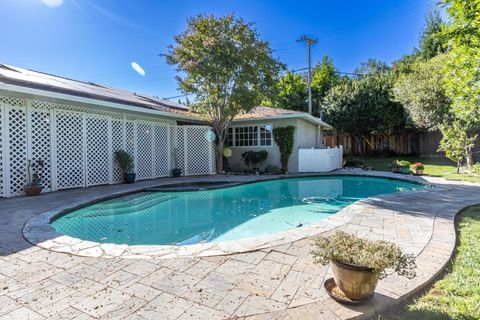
<box><xmin>354</xmin><ymin>58</ymin><xmax>390</xmax><ymax>77</ymax></box>
<box><xmin>322</xmin><ymin>74</ymin><xmax>405</xmax><ymax>136</ymax></box>
<box><xmin>272</xmin><ymin>126</ymin><xmax>295</xmax><ymax>173</ymax></box>
<box><xmin>271</xmin><ymin>72</ymin><xmax>307</xmax><ymax>112</ymax></box>
<box><xmin>393</xmin><ymin>54</ymin><xmax>451</xmax><ymax>130</ymax></box>
<box><xmin>166</xmin><ymin>14</ymin><xmax>283</xmax><ymax>173</ymax></box>
<box><xmin>418</xmin><ymin>7</ymin><xmax>447</xmax><ymax>59</ymax></box>
<box><xmin>311</xmin><ymin>56</ymin><xmax>341</xmax><ymax>117</ymax></box>
<box><xmin>442</xmin><ymin>0</ymin><xmax>480</xmax><ymax>166</ymax></box>
<box><xmin>438</xmin><ymin>123</ymin><xmax>477</xmax><ymax>173</ymax></box>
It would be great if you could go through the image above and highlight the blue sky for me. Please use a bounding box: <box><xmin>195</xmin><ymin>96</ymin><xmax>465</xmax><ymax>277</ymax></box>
<box><xmin>0</xmin><ymin>0</ymin><xmax>433</xmax><ymax>100</ymax></box>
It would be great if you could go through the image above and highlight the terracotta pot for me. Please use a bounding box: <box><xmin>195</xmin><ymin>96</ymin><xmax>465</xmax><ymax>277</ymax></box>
<box><xmin>25</xmin><ymin>185</ymin><xmax>42</xmax><ymax>196</ymax></box>
<box><xmin>123</xmin><ymin>173</ymin><xmax>136</xmax><ymax>184</ymax></box>
<box><xmin>330</xmin><ymin>260</ymin><xmax>378</xmax><ymax>301</ymax></box>
<box><xmin>414</xmin><ymin>169</ymin><xmax>424</xmax><ymax>175</ymax></box>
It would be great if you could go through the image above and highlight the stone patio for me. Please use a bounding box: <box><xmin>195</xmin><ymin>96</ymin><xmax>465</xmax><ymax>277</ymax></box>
<box><xmin>0</xmin><ymin>170</ymin><xmax>479</xmax><ymax>319</ymax></box>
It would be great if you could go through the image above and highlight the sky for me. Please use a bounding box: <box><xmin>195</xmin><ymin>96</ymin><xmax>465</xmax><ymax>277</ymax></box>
<box><xmin>0</xmin><ymin>0</ymin><xmax>434</xmax><ymax>101</ymax></box>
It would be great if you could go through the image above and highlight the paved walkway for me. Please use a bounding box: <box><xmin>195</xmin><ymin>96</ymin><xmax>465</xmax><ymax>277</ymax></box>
<box><xmin>0</xmin><ymin>170</ymin><xmax>479</xmax><ymax>319</ymax></box>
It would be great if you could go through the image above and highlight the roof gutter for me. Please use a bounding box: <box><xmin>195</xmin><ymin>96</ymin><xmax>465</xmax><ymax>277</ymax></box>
<box><xmin>0</xmin><ymin>82</ymin><xmax>206</xmax><ymax>123</ymax></box>
<box><xmin>232</xmin><ymin>113</ymin><xmax>333</xmax><ymax>130</ymax></box>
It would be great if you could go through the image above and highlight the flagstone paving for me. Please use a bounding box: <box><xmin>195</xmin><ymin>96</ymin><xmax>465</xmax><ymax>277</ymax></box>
<box><xmin>0</xmin><ymin>170</ymin><xmax>479</xmax><ymax>319</ymax></box>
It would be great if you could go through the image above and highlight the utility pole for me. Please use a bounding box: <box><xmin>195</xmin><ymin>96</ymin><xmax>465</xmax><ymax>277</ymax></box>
<box><xmin>298</xmin><ymin>36</ymin><xmax>317</xmax><ymax>115</ymax></box>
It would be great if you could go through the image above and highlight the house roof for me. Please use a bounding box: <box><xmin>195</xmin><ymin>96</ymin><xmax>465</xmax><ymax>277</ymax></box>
<box><xmin>0</xmin><ymin>64</ymin><xmax>332</xmax><ymax>129</ymax></box>
<box><xmin>0</xmin><ymin>64</ymin><xmax>199</xmax><ymax>119</ymax></box>
<box><xmin>234</xmin><ymin>106</ymin><xmax>333</xmax><ymax>129</ymax></box>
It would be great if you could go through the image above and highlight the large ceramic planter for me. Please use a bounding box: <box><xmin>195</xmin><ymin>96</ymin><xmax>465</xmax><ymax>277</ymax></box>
<box><xmin>171</xmin><ymin>168</ymin><xmax>182</xmax><ymax>177</ymax></box>
<box><xmin>123</xmin><ymin>173</ymin><xmax>136</xmax><ymax>184</ymax></box>
<box><xmin>25</xmin><ymin>185</ymin><xmax>42</xmax><ymax>196</ymax></box>
<box><xmin>330</xmin><ymin>260</ymin><xmax>378</xmax><ymax>301</ymax></box>
<box><xmin>399</xmin><ymin>167</ymin><xmax>410</xmax><ymax>174</ymax></box>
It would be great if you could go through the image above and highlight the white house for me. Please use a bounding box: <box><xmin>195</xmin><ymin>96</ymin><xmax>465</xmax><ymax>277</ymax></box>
<box><xmin>0</xmin><ymin>64</ymin><xmax>338</xmax><ymax>197</ymax></box>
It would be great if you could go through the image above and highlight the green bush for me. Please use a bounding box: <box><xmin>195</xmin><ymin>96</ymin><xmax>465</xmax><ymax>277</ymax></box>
<box><xmin>312</xmin><ymin>231</ymin><xmax>416</xmax><ymax>280</ymax></box>
<box><xmin>272</xmin><ymin>126</ymin><xmax>295</xmax><ymax>173</ymax></box>
<box><xmin>241</xmin><ymin>150</ymin><xmax>268</xmax><ymax>169</ymax></box>
<box><xmin>472</xmin><ymin>163</ymin><xmax>480</xmax><ymax>175</ymax></box>
<box><xmin>391</xmin><ymin>159</ymin><xmax>411</xmax><ymax>169</ymax></box>
<box><xmin>264</xmin><ymin>164</ymin><xmax>281</xmax><ymax>174</ymax></box>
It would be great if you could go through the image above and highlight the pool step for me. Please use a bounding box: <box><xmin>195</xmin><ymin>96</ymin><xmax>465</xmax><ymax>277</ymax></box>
<box><xmin>80</xmin><ymin>194</ymin><xmax>178</xmax><ymax>218</ymax></box>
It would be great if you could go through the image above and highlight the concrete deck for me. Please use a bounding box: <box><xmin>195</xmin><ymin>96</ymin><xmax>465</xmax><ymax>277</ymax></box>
<box><xmin>0</xmin><ymin>170</ymin><xmax>479</xmax><ymax>319</ymax></box>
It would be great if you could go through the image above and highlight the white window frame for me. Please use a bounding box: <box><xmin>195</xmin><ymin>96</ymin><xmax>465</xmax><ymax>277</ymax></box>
<box><xmin>227</xmin><ymin>123</ymin><xmax>273</xmax><ymax>148</ymax></box>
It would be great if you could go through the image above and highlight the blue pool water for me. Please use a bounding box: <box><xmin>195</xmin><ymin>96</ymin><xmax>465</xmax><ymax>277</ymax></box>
<box><xmin>51</xmin><ymin>176</ymin><xmax>423</xmax><ymax>245</ymax></box>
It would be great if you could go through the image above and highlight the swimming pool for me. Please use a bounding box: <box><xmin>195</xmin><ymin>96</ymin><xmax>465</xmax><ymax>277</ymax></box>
<box><xmin>51</xmin><ymin>176</ymin><xmax>423</xmax><ymax>246</ymax></box>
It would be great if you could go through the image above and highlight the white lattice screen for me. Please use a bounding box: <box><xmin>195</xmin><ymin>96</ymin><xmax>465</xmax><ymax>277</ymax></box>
<box><xmin>0</xmin><ymin>94</ymin><xmax>215</xmax><ymax>197</ymax></box>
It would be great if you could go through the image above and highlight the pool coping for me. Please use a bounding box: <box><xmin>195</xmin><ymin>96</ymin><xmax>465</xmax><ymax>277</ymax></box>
<box><xmin>22</xmin><ymin>171</ymin><xmax>434</xmax><ymax>259</ymax></box>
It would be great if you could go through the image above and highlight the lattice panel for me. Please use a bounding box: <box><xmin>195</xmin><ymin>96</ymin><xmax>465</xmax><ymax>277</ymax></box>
<box><xmin>153</xmin><ymin>123</ymin><xmax>169</xmax><ymax>177</ymax></box>
<box><xmin>56</xmin><ymin>111</ymin><xmax>84</xmax><ymax>189</ymax></box>
<box><xmin>125</xmin><ymin>121</ymin><xmax>134</xmax><ymax>156</ymax></box>
<box><xmin>136</xmin><ymin>122</ymin><xmax>153</xmax><ymax>180</ymax></box>
<box><xmin>6</xmin><ymin>102</ymin><xmax>27</xmax><ymax>195</ymax></box>
<box><xmin>0</xmin><ymin>103</ymin><xmax>3</xmax><ymax>196</ymax></box>
<box><xmin>86</xmin><ymin>116</ymin><xmax>110</xmax><ymax>186</ymax></box>
<box><xmin>30</xmin><ymin>108</ymin><xmax>52</xmax><ymax>190</ymax></box>
<box><xmin>185</xmin><ymin>127</ymin><xmax>213</xmax><ymax>175</ymax></box>
<box><xmin>175</xmin><ymin>127</ymin><xmax>186</xmax><ymax>175</ymax></box>
<box><xmin>111</xmin><ymin>120</ymin><xmax>124</xmax><ymax>183</ymax></box>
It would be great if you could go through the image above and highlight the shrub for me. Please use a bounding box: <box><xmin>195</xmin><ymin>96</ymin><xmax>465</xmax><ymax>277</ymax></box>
<box><xmin>272</xmin><ymin>126</ymin><xmax>295</xmax><ymax>173</ymax></box>
<box><xmin>241</xmin><ymin>150</ymin><xmax>268</xmax><ymax>170</ymax></box>
<box><xmin>472</xmin><ymin>163</ymin><xmax>480</xmax><ymax>175</ymax></box>
<box><xmin>411</xmin><ymin>162</ymin><xmax>425</xmax><ymax>171</ymax></box>
<box><xmin>114</xmin><ymin>150</ymin><xmax>134</xmax><ymax>174</ymax></box>
<box><xmin>391</xmin><ymin>160</ymin><xmax>411</xmax><ymax>169</ymax></box>
<box><xmin>312</xmin><ymin>231</ymin><xmax>416</xmax><ymax>280</ymax></box>
<box><xmin>264</xmin><ymin>164</ymin><xmax>281</xmax><ymax>174</ymax></box>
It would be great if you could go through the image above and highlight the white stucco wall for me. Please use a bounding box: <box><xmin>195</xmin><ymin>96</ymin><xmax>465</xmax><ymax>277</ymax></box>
<box><xmin>226</xmin><ymin>117</ymin><xmax>326</xmax><ymax>173</ymax></box>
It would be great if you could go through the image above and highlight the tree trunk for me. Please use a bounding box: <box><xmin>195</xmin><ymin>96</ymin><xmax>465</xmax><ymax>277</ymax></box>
<box><xmin>215</xmin><ymin>139</ymin><xmax>224</xmax><ymax>174</ymax></box>
<box><xmin>456</xmin><ymin>160</ymin><xmax>461</xmax><ymax>174</ymax></box>
<box><xmin>466</xmin><ymin>146</ymin><xmax>474</xmax><ymax>167</ymax></box>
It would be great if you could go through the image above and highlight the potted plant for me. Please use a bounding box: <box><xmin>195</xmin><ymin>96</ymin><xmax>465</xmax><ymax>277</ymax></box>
<box><xmin>25</xmin><ymin>159</ymin><xmax>44</xmax><ymax>196</ymax></box>
<box><xmin>114</xmin><ymin>150</ymin><xmax>136</xmax><ymax>184</ymax></box>
<box><xmin>397</xmin><ymin>160</ymin><xmax>411</xmax><ymax>174</ymax></box>
<box><xmin>411</xmin><ymin>162</ymin><xmax>425</xmax><ymax>175</ymax></box>
<box><xmin>171</xmin><ymin>148</ymin><xmax>182</xmax><ymax>177</ymax></box>
<box><xmin>389</xmin><ymin>160</ymin><xmax>400</xmax><ymax>173</ymax></box>
<box><xmin>313</xmin><ymin>231</ymin><xmax>416</xmax><ymax>302</ymax></box>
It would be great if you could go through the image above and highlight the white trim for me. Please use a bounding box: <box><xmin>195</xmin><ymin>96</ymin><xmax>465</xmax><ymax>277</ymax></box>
<box><xmin>228</xmin><ymin>123</ymin><xmax>273</xmax><ymax>148</ymax></box>
<box><xmin>1</xmin><ymin>100</ymin><xmax>9</xmax><ymax>197</ymax></box>
<box><xmin>50</xmin><ymin>109</ymin><xmax>57</xmax><ymax>191</ymax></box>
<box><xmin>0</xmin><ymin>83</ymin><xmax>203</xmax><ymax>122</ymax></box>
<box><xmin>232</xmin><ymin>113</ymin><xmax>333</xmax><ymax>129</ymax></box>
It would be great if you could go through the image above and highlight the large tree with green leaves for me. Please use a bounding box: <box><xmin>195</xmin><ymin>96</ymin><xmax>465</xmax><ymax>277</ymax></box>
<box><xmin>418</xmin><ymin>7</ymin><xmax>448</xmax><ymax>59</ymax></box>
<box><xmin>166</xmin><ymin>14</ymin><xmax>283</xmax><ymax>173</ymax></box>
<box><xmin>271</xmin><ymin>72</ymin><xmax>307</xmax><ymax>112</ymax></box>
<box><xmin>442</xmin><ymin>0</ymin><xmax>480</xmax><ymax>166</ymax></box>
<box><xmin>393</xmin><ymin>54</ymin><xmax>450</xmax><ymax>130</ymax></box>
<box><xmin>322</xmin><ymin>72</ymin><xmax>405</xmax><ymax>138</ymax></box>
<box><xmin>311</xmin><ymin>56</ymin><xmax>341</xmax><ymax>117</ymax></box>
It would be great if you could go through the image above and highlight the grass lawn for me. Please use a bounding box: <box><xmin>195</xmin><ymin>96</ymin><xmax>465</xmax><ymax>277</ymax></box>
<box><xmin>345</xmin><ymin>155</ymin><xmax>480</xmax><ymax>183</ymax></box>
<box><xmin>378</xmin><ymin>205</ymin><xmax>480</xmax><ymax>320</ymax></box>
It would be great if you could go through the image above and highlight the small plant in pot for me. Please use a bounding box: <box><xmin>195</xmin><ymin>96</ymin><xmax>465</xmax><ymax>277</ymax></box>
<box><xmin>389</xmin><ymin>160</ymin><xmax>400</xmax><ymax>173</ymax></box>
<box><xmin>313</xmin><ymin>231</ymin><xmax>416</xmax><ymax>302</ymax></box>
<box><xmin>25</xmin><ymin>159</ymin><xmax>44</xmax><ymax>196</ymax></box>
<box><xmin>394</xmin><ymin>160</ymin><xmax>411</xmax><ymax>174</ymax></box>
<box><xmin>411</xmin><ymin>162</ymin><xmax>425</xmax><ymax>175</ymax></box>
<box><xmin>114</xmin><ymin>150</ymin><xmax>136</xmax><ymax>184</ymax></box>
<box><xmin>171</xmin><ymin>148</ymin><xmax>182</xmax><ymax>177</ymax></box>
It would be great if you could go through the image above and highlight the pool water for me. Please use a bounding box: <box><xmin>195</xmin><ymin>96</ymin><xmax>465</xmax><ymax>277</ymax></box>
<box><xmin>51</xmin><ymin>176</ymin><xmax>423</xmax><ymax>245</ymax></box>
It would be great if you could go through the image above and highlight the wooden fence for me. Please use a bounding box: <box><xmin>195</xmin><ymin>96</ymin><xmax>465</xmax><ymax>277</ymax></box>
<box><xmin>323</xmin><ymin>131</ymin><xmax>466</xmax><ymax>156</ymax></box>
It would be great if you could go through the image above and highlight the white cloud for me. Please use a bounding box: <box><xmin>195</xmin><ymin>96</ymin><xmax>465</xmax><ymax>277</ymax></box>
<box><xmin>41</xmin><ymin>0</ymin><xmax>63</xmax><ymax>8</ymax></box>
<box><xmin>131</xmin><ymin>62</ymin><xmax>146</xmax><ymax>76</ymax></box>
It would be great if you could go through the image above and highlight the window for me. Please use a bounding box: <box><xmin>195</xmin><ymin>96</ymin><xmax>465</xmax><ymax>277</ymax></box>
<box><xmin>226</xmin><ymin>124</ymin><xmax>272</xmax><ymax>147</ymax></box>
